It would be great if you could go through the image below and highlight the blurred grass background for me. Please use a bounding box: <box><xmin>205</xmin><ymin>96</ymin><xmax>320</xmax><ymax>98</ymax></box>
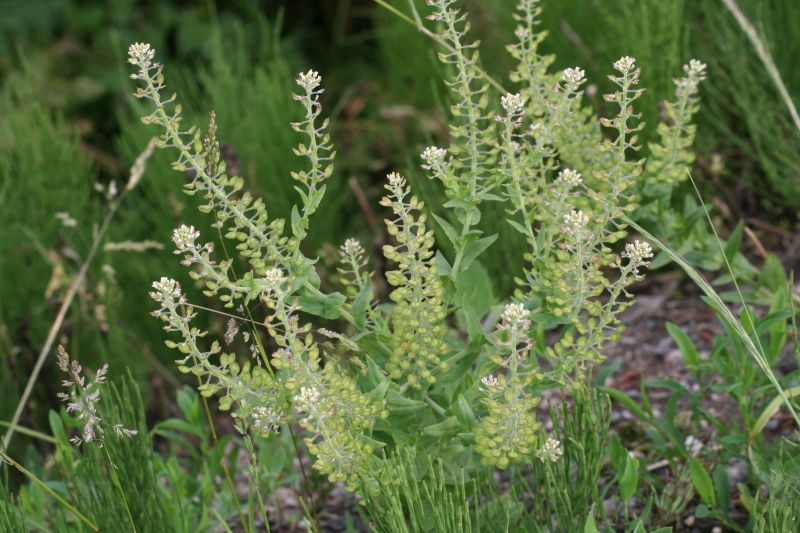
<box><xmin>0</xmin><ymin>0</ymin><xmax>797</xmax><ymax>455</ymax></box>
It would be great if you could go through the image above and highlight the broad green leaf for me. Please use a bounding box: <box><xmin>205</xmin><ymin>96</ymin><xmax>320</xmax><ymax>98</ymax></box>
<box><xmin>689</xmin><ymin>457</ymin><xmax>715</xmax><ymax>505</ymax></box>
<box><xmin>666</xmin><ymin>322</ymin><xmax>701</xmax><ymax>378</ymax></box>
<box><xmin>423</xmin><ymin>416</ymin><xmax>460</xmax><ymax>438</ymax></box>
<box><xmin>620</xmin><ymin>454</ymin><xmax>639</xmax><ymax>500</ymax></box>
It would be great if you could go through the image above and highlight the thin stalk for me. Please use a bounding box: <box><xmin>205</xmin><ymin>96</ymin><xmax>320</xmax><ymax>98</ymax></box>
<box><xmin>0</xmin><ymin>449</ymin><xmax>99</xmax><ymax>532</ymax></box>
<box><xmin>0</xmin><ymin>421</ymin><xmax>56</xmax><ymax>445</ymax></box>
<box><xmin>102</xmin><ymin>446</ymin><xmax>137</xmax><ymax>533</ymax></box>
<box><xmin>374</xmin><ymin>0</ymin><xmax>506</xmax><ymax>94</ymax></box>
<box><xmin>721</xmin><ymin>0</ymin><xmax>800</xmax><ymax>134</ymax></box>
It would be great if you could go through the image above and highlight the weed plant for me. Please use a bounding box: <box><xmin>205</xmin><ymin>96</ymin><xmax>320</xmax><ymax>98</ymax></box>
<box><xmin>1</xmin><ymin>0</ymin><xmax>799</xmax><ymax>531</ymax></box>
<box><xmin>126</xmin><ymin>0</ymin><xmax>713</xmax><ymax>528</ymax></box>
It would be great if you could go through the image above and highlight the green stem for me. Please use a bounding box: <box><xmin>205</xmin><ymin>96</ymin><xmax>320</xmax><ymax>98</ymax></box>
<box><xmin>102</xmin><ymin>446</ymin><xmax>137</xmax><ymax>533</ymax></box>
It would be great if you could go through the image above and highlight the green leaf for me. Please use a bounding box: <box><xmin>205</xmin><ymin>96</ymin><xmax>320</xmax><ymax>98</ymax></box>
<box><xmin>750</xmin><ymin>386</ymin><xmax>800</xmax><ymax>442</ymax></box>
<box><xmin>297</xmin><ymin>290</ymin><xmax>346</xmax><ymax>319</ymax></box>
<box><xmin>431</xmin><ymin>212</ymin><xmax>459</xmax><ymax>246</ymax></box>
<box><xmin>600</xmin><ymin>386</ymin><xmax>650</xmax><ymax>421</ymax></box>
<box><xmin>290</xmin><ymin>204</ymin><xmax>302</xmax><ymax>237</ymax></box>
<box><xmin>620</xmin><ymin>454</ymin><xmax>639</xmax><ymax>501</ymax></box>
<box><xmin>583</xmin><ymin>505</ymin><xmax>600</xmax><ymax>533</ymax></box>
<box><xmin>351</xmin><ymin>280</ymin><xmax>372</xmax><ymax>329</ymax></box>
<box><xmin>460</xmin><ymin>234</ymin><xmax>498</xmax><ymax>273</ymax></box>
<box><xmin>454</xmin><ymin>394</ymin><xmax>475</xmax><ymax>429</ymax></box>
<box><xmin>386</xmin><ymin>390</ymin><xmax>427</xmax><ymax>414</ymax></box>
<box><xmin>423</xmin><ymin>416</ymin><xmax>460</xmax><ymax>438</ymax></box>
<box><xmin>506</xmin><ymin>218</ymin><xmax>530</xmax><ymax>236</ymax></box>
<box><xmin>455</xmin><ymin>260</ymin><xmax>495</xmax><ymax>319</ymax></box>
<box><xmin>666</xmin><ymin>322</ymin><xmax>701</xmax><ymax>378</ymax></box>
<box><xmin>689</xmin><ymin>457</ymin><xmax>715</xmax><ymax>505</ymax></box>
<box><xmin>723</xmin><ymin>220</ymin><xmax>743</xmax><ymax>264</ymax></box>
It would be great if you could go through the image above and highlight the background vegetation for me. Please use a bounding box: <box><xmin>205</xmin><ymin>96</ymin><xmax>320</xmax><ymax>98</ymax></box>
<box><xmin>0</xmin><ymin>0</ymin><xmax>798</xmax><ymax>531</ymax></box>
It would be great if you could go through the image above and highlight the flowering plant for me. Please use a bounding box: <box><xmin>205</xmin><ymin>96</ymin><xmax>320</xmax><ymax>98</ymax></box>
<box><xmin>128</xmin><ymin>0</ymin><xmax>704</xmax><ymax>516</ymax></box>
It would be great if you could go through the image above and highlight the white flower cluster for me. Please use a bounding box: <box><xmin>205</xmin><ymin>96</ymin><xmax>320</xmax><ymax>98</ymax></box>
<box><xmin>264</xmin><ymin>268</ymin><xmax>286</xmax><ymax>287</ymax></box>
<box><xmin>562</xmin><ymin>66</ymin><xmax>586</xmax><ymax>85</ymax></box>
<box><xmin>387</xmin><ymin>171</ymin><xmax>404</xmax><ymax>187</ymax></box>
<box><xmin>341</xmin><ymin>238</ymin><xmax>365</xmax><ymax>258</ymax></box>
<box><xmin>127</xmin><ymin>42</ymin><xmax>155</xmax><ymax>66</ymax></box>
<box><xmin>296</xmin><ymin>70</ymin><xmax>322</xmax><ymax>91</ymax></box>
<box><xmin>421</xmin><ymin>146</ymin><xmax>448</xmax><ymax>169</ymax></box>
<box><xmin>622</xmin><ymin>240</ymin><xmax>654</xmax><ymax>264</ymax></box>
<box><xmin>498</xmin><ymin>303</ymin><xmax>532</xmax><ymax>349</ymax></box>
<box><xmin>481</xmin><ymin>374</ymin><xmax>500</xmax><ymax>391</ymax></box>
<box><xmin>684</xmin><ymin>59</ymin><xmax>707</xmax><ymax>78</ymax></box>
<box><xmin>55</xmin><ymin>211</ymin><xmax>77</xmax><ymax>227</ymax></box>
<box><xmin>172</xmin><ymin>224</ymin><xmax>200</xmax><ymax>251</ymax></box>
<box><xmin>537</xmin><ymin>437</ymin><xmax>563</xmax><ymax>462</ymax></box>
<box><xmin>501</xmin><ymin>92</ymin><xmax>526</xmax><ymax>115</ymax></box>
<box><xmin>502</xmin><ymin>302</ymin><xmax>530</xmax><ymax>324</ymax></box>
<box><xmin>150</xmin><ymin>277</ymin><xmax>182</xmax><ymax>304</ymax></box>
<box><xmin>555</xmin><ymin>168</ymin><xmax>582</xmax><ymax>189</ymax></box>
<box><xmin>677</xmin><ymin>59</ymin><xmax>708</xmax><ymax>95</ymax></box>
<box><xmin>294</xmin><ymin>386</ymin><xmax>321</xmax><ymax>413</ymax></box>
<box><xmin>252</xmin><ymin>406</ymin><xmax>282</xmax><ymax>436</ymax></box>
<box><xmin>561</xmin><ymin>209</ymin><xmax>590</xmax><ymax>238</ymax></box>
<box><xmin>613</xmin><ymin>56</ymin><xmax>637</xmax><ymax>74</ymax></box>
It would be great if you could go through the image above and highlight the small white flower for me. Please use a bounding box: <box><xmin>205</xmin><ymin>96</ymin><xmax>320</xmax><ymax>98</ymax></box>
<box><xmin>537</xmin><ymin>437</ymin><xmax>563</xmax><ymax>462</ymax></box>
<box><xmin>127</xmin><ymin>42</ymin><xmax>155</xmax><ymax>66</ymax></box>
<box><xmin>613</xmin><ymin>56</ymin><xmax>637</xmax><ymax>74</ymax></box>
<box><xmin>562</xmin><ymin>66</ymin><xmax>586</xmax><ymax>85</ymax></box>
<box><xmin>421</xmin><ymin>146</ymin><xmax>447</xmax><ymax>169</ymax></box>
<box><xmin>252</xmin><ymin>406</ymin><xmax>281</xmax><ymax>435</ymax></box>
<box><xmin>514</xmin><ymin>26</ymin><xmax>529</xmax><ymax>40</ymax></box>
<box><xmin>676</xmin><ymin>59</ymin><xmax>707</xmax><ymax>95</ymax></box>
<box><xmin>685</xmin><ymin>59</ymin><xmax>707</xmax><ymax>78</ymax></box>
<box><xmin>481</xmin><ymin>374</ymin><xmax>499</xmax><ymax>390</ymax></box>
<box><xmin>387</xmin><ymin>172</ymin><xmax>404</xmax><ymax>187</ymax></box>
<box><xmin>294</xmin><ymin>386</ymin><xmax>321</xmax><ymax>412</ymax></box>
<box><xmin>172</xmin><ymin>224</ymin><xmax>200</xmax><ymax>251</ymax></box>
<box><xmin>502</xmin><ymin>303</ymin><xmax>530</xmax><ymax>323</ymax></box>
<box><xmin>341</xmin><ymin>238</ymin><xmax>365</xmax><ymax>258</ymax></box>
<box><xmin>555</xmin><ymin>169</ymin><xmax>582</xmax><ymax>188</ymax></box>
<box><xmin>264</xmin><ymin>268</ymin><xmax>286</xmax><ymax>287</ymax></box>
<box><xmin>501</xmin><ymin>92</ymin><xmax>526</xmax><ymax>115</ymax></box>
<box><xmin>296</xmin><ymin>70</ymin><xmax>322</xmax><ymax>91</ymax></box>
<box><xmin>562</xmin><ymin>209</ymin><xmax>590</xmax><ymax>237</ymax></box>
<box><xmin>622</xmin><ymin>240</ymin><xmax>653</xmax><ymax>264</ymax></box>
<box><xmin>150</xmin><ymin>277</ymin><xmax>181</xmax><ymax>303</ymax></box>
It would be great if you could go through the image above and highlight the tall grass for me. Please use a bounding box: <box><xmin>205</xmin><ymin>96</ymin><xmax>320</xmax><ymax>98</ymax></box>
<box><xmin>691</xmin><ymin>0</ymin><xmax>800</xmax><ymax>212</ymax></box>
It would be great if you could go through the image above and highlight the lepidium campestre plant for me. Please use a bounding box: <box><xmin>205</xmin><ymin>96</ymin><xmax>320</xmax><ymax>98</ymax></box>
<box><xmin>128</xmin><ymin>0</ymin><xmax>705</xmax><ymax>524</ymax></box>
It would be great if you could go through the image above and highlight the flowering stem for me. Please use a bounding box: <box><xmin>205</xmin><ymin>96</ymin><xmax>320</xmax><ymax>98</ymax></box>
<box><xmin>0</xmin><ymin>449</ymin><xmax>99</xmax><ymax>532</ymax></box>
